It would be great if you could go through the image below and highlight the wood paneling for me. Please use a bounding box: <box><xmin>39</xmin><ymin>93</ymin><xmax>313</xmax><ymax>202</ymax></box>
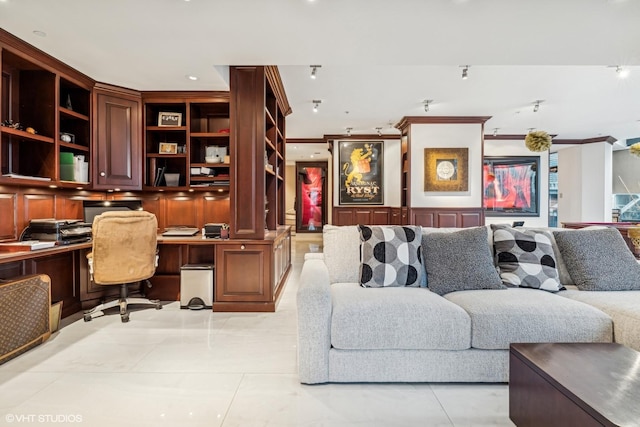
<box><xmin>203</xmin><ymin>195</ymin><xmax>230</xmax><ymax>225</ymax></box>
<box><xmin>165</xmin><ymin>195</ymin><xmax>199</xmax><ymax>227</ymax></box>
<box><xmin>230</xmin><ymin>66</ymin><xmax>264</xmax><ymax>239</ymax></box>
<box><xmin>23</xmin><ymin>193</ymin><xmax>56</xmax><ymax>222</ymax></box>
<box><xmin>410</xmin><ymin>208</ymin><xmax>484</xmax><ymax>228</ymax></box>
<box><xmin>0</xmin><ymin>193</ymin><xmax>17</xmax><ymax>240</ymax></box>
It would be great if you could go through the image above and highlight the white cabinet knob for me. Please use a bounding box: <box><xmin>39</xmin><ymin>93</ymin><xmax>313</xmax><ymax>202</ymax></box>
<box><xmin>240</xmin><ymin>244</ymin><xmax>246</xmax><ymax>250</ymax></box>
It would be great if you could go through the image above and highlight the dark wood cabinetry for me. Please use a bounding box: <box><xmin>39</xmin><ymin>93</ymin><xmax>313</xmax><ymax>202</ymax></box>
<box><xmin>92</xmin><ymin>84</ymin><xmax>142</xmax><ymax>190</ymax></box>
<box><xmin>0</xmin><ymin>32</ymin><xmax>93</xmax><ymax>188</ymax></box>
<box><xmin>230</xmin><ymin>66</ymin><xmax>290</xmax><ymax>240</ymax></box>
<box><xmin>142</xmin><ymin>92</ymin><xmax>230</xmax><ymax>191</ymax></box>
<box><xmin>215</xmin><ymin>227</ymin><xmax>291</xmax><ymax>311</ymax></box>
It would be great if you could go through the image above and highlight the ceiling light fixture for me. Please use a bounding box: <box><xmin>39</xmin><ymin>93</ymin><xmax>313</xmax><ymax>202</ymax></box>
<box><xmin>423</xmin><ymin>99</ymin><xmax>433</xmax><ymax>112</ymax></box>
<box><xmin>533</xmin><ymin>100</ymin><xmax>543</xmax><ymax>113</ymax></box>
<box><xmin>461</xmin><ymin>65</ymin><xmax>470</xmax><ymax>80</ymax></box>
<box><xmin>616</xmin><ymin>66</ymin><xmax>630</xmax><ymax>79</ymax></box>
<box><xmin>493</xmin><ymin>128</ymin><xmax>499</xmax><ymax>136</ymax></box>
<box><xmin>312</xmin><ymin>99</ymin><xmax>322</xmax><ymax>113</ymax></box>
<box><xmin>186</xmin><ymin>75</ymin><xmax>198</xmax><ymax>81</ymax></box>
<box><xmin>375</xmin><ymin>127</ymin><xmax>382</xmax><ymax>137</ymax></box>
<box><xmin>32</xmin><ymin>30</ymin><xmax>47</xmax><ymax>37</ymax></box>
<box><xmin>346</xmin><ymin>127</ymin><xmax>352</xmax><ymax>137</ymax></box>
<box><xmin>310</xmin><ymin>65</ymin><xmax>321</xmax><ymax>79</ymax></box>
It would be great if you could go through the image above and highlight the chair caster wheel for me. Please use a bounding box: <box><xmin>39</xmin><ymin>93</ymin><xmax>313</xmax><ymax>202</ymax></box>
<box><xmin>84</xmin><ymin>314</ymin><xmax>92</xmax><ymax>322</ymax></box>
<box><xmin>121</xmin><ymin>313</ymin><xmax>130</xmax><ymax>323</ymax></box>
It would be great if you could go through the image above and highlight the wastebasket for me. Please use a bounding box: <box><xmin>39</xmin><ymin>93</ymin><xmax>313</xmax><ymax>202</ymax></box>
<box><xmin>180</xmin><ymin>264</ymin><xmax>214</xmax><ymax>310</ymax></box>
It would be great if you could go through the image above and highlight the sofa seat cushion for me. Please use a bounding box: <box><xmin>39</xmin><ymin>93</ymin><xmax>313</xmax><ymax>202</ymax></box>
<box><xmin>559</xmin><ymin>289</ymin><xmax>640</xmax><ymax>352</ymax></box>
<box><xmin>330</xmin><ymin>283</ymin><xmax>471</xmax><ymax>350</ymax></box>
<box><xmin>445</xmin><ymin>289</ymin><xmax>613</xmax><ymax>350</ymax></box>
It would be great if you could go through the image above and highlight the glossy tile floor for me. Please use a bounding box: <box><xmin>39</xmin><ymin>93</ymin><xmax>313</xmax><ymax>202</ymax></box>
<box><xmin>0</xmin><ymin>233</ymin><xmax>514</xmax><ymax>427</ymax></box>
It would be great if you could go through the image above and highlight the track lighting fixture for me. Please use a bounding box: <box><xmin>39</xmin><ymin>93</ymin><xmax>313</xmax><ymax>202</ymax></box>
<box><xmin>493</xmin><ymin>128</ymin><xmax>499</xmax><ymax>137</ymax></box>
<box><xmin>312</xmin><ymin>99</ymin><xmax>322</xmax><ymax>113</ymax></box>
<box><xmin>461</xmin><ymin>65</ymin><xmax>469</xmax><ymax>80</ymax></box>
<box><xmin>310</xmin><ymin>65</ymin><xmax>321</xmax><ymax>79</ymax></box>
<box><xmin>375</xmin><ymin>127</ymin><xmax>382</xmax><ymax>137</ymax></box>
<box><xmin>616</xmin><ymin>66</ymin><xmax>630</xmax><ymax>79</ymax></box>
<box><xmin>533</xmin><ymin>100</ymin><xmax>543</xmax><ymax>113</ymax></box>
<box><xmin>423</xmin><ymin>99</ymin><xmax>433</xmax><ymax>112</ymax></box>
<box><xmin>346</xmin><ymin>127</ymin><xmax>352</xmax><ymax>137</ymax></box>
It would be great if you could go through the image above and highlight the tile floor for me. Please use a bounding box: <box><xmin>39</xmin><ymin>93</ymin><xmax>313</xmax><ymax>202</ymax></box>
<box><xmin>0</xmin><ymin>233</ymin><xmax>514</xmax><ymax>426</ymax></box>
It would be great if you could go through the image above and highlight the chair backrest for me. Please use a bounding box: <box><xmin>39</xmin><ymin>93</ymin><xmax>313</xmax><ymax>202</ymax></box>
<box><xmin>91</xmin><ymin>211</ymin><xmax>158</xmax><ymax>285</ymax></box>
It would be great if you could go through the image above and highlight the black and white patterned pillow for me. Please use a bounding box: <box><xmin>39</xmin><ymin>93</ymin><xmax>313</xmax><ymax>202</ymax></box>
<box><xmin>492</xmin><ymin>225</ymin><xmax>564</xmax><ymax>292</ymax></box>
<box><xmin>358</xmin><ymin>225</ymin><xmax>423</xmax><ymax>287</ymax></box>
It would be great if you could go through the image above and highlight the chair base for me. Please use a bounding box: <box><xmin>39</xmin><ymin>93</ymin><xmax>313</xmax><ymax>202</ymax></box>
<box><xmin>84</xmin><ymin>283</ymin><xmax>162</xmax><ymax>323</ymax></box>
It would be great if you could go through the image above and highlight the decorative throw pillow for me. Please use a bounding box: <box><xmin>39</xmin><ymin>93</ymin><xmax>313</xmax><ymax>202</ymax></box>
<box><xmin>491</xmin><ymin>224</ymin><xmax>564</xmax><ymax>292</ymax></box>
<box><xmin>358</xmin><ymin>225</ymin><xmax>423</xmax><ymax>287</ymax></box>
<box><xmin>422</xmin><ymin>226</ymin><xmax>505</xmax><ymax>296</ymax></box>
<box><xmin>553</xmin><ymin>227</ymin><xmax>640</xmax><ymax>291</ymax></box>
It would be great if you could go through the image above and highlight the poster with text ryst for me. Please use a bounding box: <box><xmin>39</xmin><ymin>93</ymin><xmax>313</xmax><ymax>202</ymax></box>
<box><xmin>339</xmin><ymin>141</ymin><xmax>383</xmax><ymax>205</ymax></box>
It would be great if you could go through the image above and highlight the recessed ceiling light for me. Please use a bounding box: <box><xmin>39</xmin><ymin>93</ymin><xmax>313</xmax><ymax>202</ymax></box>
<box><xmin>186</xmin><ymin>75</ymin><xmax>198</xmax><ymax>81</ymax></box>
<box><xmin>616</xmin><ymin>66</ymin><xmax>630</xmax><ymax>79</ymax></box>
<box><xmin>33</xmin><ymin>30</ymin><xmax>47</xmax><ymax>37</ymax></box>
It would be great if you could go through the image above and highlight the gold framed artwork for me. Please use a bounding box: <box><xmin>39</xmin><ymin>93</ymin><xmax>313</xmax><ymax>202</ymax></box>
<box><xmin>424</xmin><ymin>147</ymin><xmax>469</xmax><ymax>192</ymax></box>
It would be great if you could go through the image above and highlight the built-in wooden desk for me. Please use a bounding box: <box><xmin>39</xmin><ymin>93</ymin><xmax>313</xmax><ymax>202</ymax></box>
<box><xmin>0</xmin><ymin>226</ymin><xmax>291</xmax><ymax>317</ymax></box>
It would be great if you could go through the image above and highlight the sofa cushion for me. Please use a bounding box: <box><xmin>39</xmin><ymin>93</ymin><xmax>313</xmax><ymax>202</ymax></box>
<box><xmin>422</xmin><ymin>226</ymin><xmax>505</xmax><ymax>296</ymax></box>
<box><xmin>330</xmin><ymin>283</ymin><xmax>471</xmax><ymax>350</ymax></box>
<box><xmin>553</xmin><ymin>227</ymin><xmax>640</xmax><ymax>291</ymax></box>
<box><xmin>560</xmin><ymin>289</ymin><xmax>640</xmax><ymax>352</ymax></box>
<box><xmin>445</xmin><ymin>288</ymin><xmax>613</xmax><ymax>350</ymax></box>
<box><xmin>358</xmin><ymin>225</ymin><xmax>423</xmax><ymax>287</ymax></box>
<box><xmin>323</xmin><ymin>225</ymin><xmax>361</xmax><ymax>284</ymax></box>
<box><xmin>492</xmin><ymin>224</ymin><xmax>563</xmax><ymax>292</ymax></box>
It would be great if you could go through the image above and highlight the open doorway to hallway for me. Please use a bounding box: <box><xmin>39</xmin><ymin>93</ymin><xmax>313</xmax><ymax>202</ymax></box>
<box><xmin>296</xmin><ymin>162</ymin><xmax>328</xmax><ymax>233</ymax></box>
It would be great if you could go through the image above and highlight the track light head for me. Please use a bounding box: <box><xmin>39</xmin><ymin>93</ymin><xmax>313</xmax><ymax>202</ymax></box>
<box><xmin>423</xmin><ymin>99</ymin><xmax>433</xmax><ymax>113</ymax></box>
<box><xmin>312</xmin><ymin>99</ymin><xmax>322</xmax><ymax>113</ymax></box>
<box><xmin>375</xmin><ymin>127</ymin><xmax>382</xmax><ymax>137</ymax></box>
<box><xmin>461</xmin><ymin>65</ymin><xmax>469</xmax><ymax>80</ymax></box>
<box><xmin>346</xmin><ymin>127</ymin><xmax>352</xmax><ymax>137</ymax></box>
<box><xmin>493</xmin><ymin>128</ymin><xmax>499</xmax><ymax>137</ymax></box>
<box><xmin>310</xmin><ymin>65</ymin><xmax>321</xmax><ymax>79</ymax></box>
<box><xmin>533</xmin><ymin>100</ymin><xmax>543</xmax><ymax>113</ymax></box>
<box><xmin>616</xmin><ymin>65</ymin><xmax>630</xmax><ymax>79</ymax></box>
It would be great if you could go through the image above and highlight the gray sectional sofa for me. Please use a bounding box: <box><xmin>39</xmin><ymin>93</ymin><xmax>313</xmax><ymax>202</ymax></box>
<box><xmin>296</xmin><ymin>225</ymin><xmax>640</xmax><ymax>384</ymax></box>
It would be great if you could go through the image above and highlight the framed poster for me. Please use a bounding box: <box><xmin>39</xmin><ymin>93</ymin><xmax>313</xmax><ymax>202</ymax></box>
<box><xmin>483</xmin><ymin>156</ymin><xmax>540</xmax><ymax>216</ymax></box>
<box><xmin>424</xmin><ymin>147</ymin><xmax>469</xmax><ymax>192</ymax></box>
<box><xmin>339</xmin><ymin>141</ymin><xmax>383</xmax><ymax>205</ymax></box>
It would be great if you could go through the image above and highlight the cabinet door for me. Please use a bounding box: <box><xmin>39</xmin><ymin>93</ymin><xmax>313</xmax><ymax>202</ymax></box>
<box><xmin>93</xmin><ymin>88</ymin><xmax>142</xmax><ymax>190</ymax></box>
<box><xmin>215</xmin><ymin>243</ymin><xmax>271</xmax><ymax>302</ymax></box>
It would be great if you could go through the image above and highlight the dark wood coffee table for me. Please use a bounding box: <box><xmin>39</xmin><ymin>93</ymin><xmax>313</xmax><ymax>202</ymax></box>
<box><xmin>510</xmin><ymin>343</ymin><xmax>640</xmax><ymax>427</ymax></box>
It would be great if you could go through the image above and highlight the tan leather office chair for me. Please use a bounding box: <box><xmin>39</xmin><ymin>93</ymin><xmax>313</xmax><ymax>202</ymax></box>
<box><xmin>84</xmin><ymin>211</ymin><xmax>162</xmax><ymax>323</ymax></box>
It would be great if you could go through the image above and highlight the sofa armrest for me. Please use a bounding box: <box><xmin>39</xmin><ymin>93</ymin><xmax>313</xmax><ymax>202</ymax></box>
<box><xmin>296</xmin><ymin>258</ymin><xmax>332</xmax><ymax>384</ymax></box>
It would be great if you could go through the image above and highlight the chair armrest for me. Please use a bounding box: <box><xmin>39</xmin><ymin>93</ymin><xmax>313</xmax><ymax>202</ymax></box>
<box><xmin>296</xmin><ymin>258</ymin><xmax>332</xmax><ymax>384</ymax></box>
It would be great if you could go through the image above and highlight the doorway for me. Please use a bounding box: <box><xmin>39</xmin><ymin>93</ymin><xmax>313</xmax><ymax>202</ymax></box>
<box><xmin>296</xmin><ymin>162</ymin><xmax>327</xmax><ymax>233</ymax></box>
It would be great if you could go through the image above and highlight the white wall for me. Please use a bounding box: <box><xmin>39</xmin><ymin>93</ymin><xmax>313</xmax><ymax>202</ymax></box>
<box><xmin>409</xmin><ymin>124</ymin><xmax>482</xmax><ymax>208</ymax></box>
<box><xmin>613</xmin><ymin>150</ymin><xmax>640</xmax><ymax>194</ymax></box>
<box><xmin>557</xmin><ymin>143</ymin><xmax>612</xmax><ymax>223</ymax></box>
<box><xmin>333</xmin><ymin>139</ymin><xmax>401</xmax><ymax>207</ymax></box>
<box><xmin>484</xmin><ymin>139</ymin><xmax>550</xmax><ymax>228</ymax></box>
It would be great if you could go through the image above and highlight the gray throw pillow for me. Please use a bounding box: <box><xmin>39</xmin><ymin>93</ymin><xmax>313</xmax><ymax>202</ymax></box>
<box><xmin>422</xmin><ymin>226</ymin><xmax>505</xmax><ymax>296</ymax></box>
<box><xmin>359</xmin><ymin>225</ymin><xmax>423</xmax><ymax>287</ymax></box>
<box><xmin>491</xmin><ymin>224</ymin><xmax>564</xmax><ymax>292</ymax></box>
<box><xmin>553</xmin><ymin>227</ymin><xmax>640</xmax><ymax>291</ymax></box>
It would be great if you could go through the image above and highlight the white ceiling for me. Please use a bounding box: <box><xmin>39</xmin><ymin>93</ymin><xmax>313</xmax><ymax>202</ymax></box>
<box><xmin>1</xmin><ymin>0</ymin><xmax>640</xmax><ymax>164</ymax></box>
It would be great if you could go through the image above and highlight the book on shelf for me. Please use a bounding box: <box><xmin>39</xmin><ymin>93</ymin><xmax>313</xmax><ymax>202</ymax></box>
<box><xmin>153</xmin><ymin>166</ymin><xmax>166</xmax><ymax>187</ymax></box>
<box><xmin>0</xmin><ymin>240</ymin><xmax>57</xmax><ymax>253</ymax></box>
